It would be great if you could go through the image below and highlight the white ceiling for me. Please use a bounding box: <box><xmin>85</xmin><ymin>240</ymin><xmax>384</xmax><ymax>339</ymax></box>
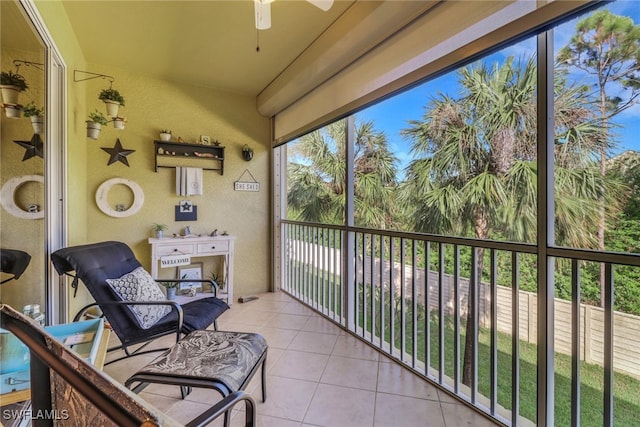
<box><xmin>61</xmin><ymin>0</ymin><xmax>357</xmax><ymax>97</ymax></box>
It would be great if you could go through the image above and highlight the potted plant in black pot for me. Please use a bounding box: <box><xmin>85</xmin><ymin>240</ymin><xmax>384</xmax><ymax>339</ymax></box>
<box><xmin>242</xmin><ymin>144</ymin><xmax>254</xmax><ymax>161</ymax></box>
<box><xmin>0</xmin><ymin>70</ymin><xmax>28</xmax><ymax>105</ymax></box>
<box><xmin>23</xmin><ymin>102</ymin><xmax>44</xmax><ymax>134</ymax></box>
<box><xmin>86</xmin><ymin>110</ymin><xmax>109</xmax><ymax>140</ymax></box>
<box><xmin>98</xmin><ymin>87</ymin><xmax>125</xmax><ymax>117</ymax></box>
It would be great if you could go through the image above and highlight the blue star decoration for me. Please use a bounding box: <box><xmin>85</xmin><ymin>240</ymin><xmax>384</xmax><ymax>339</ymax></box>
<box><xmin>14</xmin><ymin>134</ymin><xmax>44</xmax><ymax>161</ymax></box>
<box><xmin>180</xmin><ymin>201</ymin><xmax>193</xmax><ymax>211</ymax></box>
<box><xmin>101</xmin><ymin>138</ymin><xmax>135</xmax><ymax>166</ymax></box>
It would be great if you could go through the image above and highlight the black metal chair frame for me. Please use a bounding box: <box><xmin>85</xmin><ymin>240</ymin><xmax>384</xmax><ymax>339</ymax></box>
<box><xmin>51</xmin><ymin>241</ymin><xmax>229</xmax><ymax>364</ymax></box>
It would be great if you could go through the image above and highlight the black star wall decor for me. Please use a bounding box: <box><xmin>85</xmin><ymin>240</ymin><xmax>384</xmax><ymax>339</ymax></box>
<box><xmin>101</xmin><ymin>138</ymin><xmax>135</xmax><ymax>166</ymax></box>
<box><xmin>14</xmin><ymin>134</ymin><xmax>44</xmax><ymax>161</ymax></box>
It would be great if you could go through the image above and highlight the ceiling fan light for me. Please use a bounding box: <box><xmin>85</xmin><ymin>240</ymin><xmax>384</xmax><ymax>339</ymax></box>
<box><xmin>254</xmin><ymin>0</ymin><xmax>271</xmax><ymax>30</ymax></box>
<box><xmin>306</xmin><ymin>0</ymin><xmax>333</xmax><ymax>12</ymax></box>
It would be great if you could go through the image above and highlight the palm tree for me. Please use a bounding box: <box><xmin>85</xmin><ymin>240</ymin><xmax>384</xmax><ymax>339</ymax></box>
<box><xmin>398</xmin><ymin>55</ymin><xmax>614</xmax><ymax>386</ymax></box>
<box><xmin>287</xmin><ymin>118</ymin><xmax>399</xmax><ymax>228</ymax></box>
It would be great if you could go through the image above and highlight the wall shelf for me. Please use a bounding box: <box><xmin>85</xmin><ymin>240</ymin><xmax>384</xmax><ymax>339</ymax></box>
<box><xmin>154</xmin><ymin>141</ymin><xmax>225</xmax><ymax>174</ymax></box>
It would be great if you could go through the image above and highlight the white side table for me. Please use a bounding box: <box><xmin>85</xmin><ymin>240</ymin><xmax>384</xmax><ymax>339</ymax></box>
<box><xmin>148</xmin><ymin>235</ymin><xmax>234</xmax><ymax>305</ymax></box>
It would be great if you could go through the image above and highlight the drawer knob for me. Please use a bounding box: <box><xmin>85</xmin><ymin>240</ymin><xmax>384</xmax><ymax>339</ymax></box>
<box><xmin>211</xmin><ymin>246</ymin><xmax>216</xmax><ymax>249</ymax></box>
<box><xmin>173</xmin><ymin>248</ymin><xmax>178</xmax><ymax>252</ymax></box>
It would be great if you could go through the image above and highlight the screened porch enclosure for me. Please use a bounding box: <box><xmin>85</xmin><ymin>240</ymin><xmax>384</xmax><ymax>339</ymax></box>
<box><xmin>273</xmin><ymin>2</ymin><xmax>640</xmax><ymax>425</ymax></box>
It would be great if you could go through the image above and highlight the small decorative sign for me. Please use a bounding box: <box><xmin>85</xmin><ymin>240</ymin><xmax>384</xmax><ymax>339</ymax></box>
<box><xmin>234</xmin><ymin>169</ymin><xmax>260</xmax><ymax>192</ymax></box>
<box><xmin>160</xmin><ymin>254</ymin><xmax>192</xmax><ymax>268</ymax></box>
<box><xmin>234</xmin><ymin>181</ymin><xmax>260</xmax><ymax>192</ymax></box>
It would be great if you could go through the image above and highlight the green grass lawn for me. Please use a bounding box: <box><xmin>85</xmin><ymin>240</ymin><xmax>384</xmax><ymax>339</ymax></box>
<box><xmin>397</xmin><ymin>314</ymin><xmax>640</xmax><ymax>426</ymax></box>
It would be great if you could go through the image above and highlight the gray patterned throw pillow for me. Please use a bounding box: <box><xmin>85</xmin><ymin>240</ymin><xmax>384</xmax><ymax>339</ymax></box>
<box><xmin>106</xmin><ymin>267</ymin><xmax>172</xmax><ymax>329</ymax></box>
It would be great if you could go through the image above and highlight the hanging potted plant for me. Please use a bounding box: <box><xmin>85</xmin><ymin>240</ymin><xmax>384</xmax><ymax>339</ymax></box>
<box><xmin>86</xmin><ymin>109</ymin><xmax>109</xmax><ymax>140</ymax></box>
<box><xmin>159</xmin><ymin>129</ymin><xmax>172</xmax><ymax>141</ymax></box>
<box><xmin>98</xmin><ymin>87</ymin><xmax>125</xmax><ymax>117</ymax></box>
<box><xmin>113</xmin><ymin>116</ymin><xmax>126</xmax><ymax>130</ymax></box>
<box><xmin>2</xmin><ymin>103</ymin><xmax>22</xmax><ymax>119</ymax></box>
<box><xmin>23</xmin><ymin>102</ymin><xmax>44</xmax><ymax>134</ymax></box>
<box><xmin>0</xmin><ymin>71</ymin><xmax>28</xmax><ymax>105</ymax></box>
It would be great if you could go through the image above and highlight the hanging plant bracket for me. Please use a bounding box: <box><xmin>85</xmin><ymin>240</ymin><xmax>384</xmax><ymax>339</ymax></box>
<box><xmin>13</xmin><ymin>60</ymin><xmax>44</xmax><ymax>72</ymax></box>
<box><xmin>73</xmin><ymin>70</ymin><xmax>115</xmax><ymax>85</ymax></box>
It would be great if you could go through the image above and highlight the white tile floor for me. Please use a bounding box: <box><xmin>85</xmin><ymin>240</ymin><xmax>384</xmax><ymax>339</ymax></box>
<box><xmin>104</xmin><ymin>291</ymin><xmax>501</xmax><ymax>427</ymax></box>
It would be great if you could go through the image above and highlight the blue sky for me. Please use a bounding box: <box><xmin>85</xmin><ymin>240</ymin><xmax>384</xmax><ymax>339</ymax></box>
<box><xmin>358</xmin><ymin>1</ymin><xmax>640</xmax><ymax>177</ymax></box>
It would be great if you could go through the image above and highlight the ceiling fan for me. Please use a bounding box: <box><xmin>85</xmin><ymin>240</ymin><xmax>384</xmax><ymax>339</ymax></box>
<box><xmin>254</xmin><ymin>0</ymin><xmax>334</xmax><ymax>30</ymax></box>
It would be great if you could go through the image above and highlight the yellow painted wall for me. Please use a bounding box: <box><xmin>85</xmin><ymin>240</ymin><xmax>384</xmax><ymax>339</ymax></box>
<box><xmin>35</xmin><ymin>1</ymin><xmax>272</xmax><ymax>316</ymax></box>
<box><xmin>80</xmin><ymin>63</ymin><xmax>271</xmax><ymax>298</ymax></box>
<box><xmin>0</xmin><ymin>46</ymin><xmax>46</xmax><ymax>312</ymax></box>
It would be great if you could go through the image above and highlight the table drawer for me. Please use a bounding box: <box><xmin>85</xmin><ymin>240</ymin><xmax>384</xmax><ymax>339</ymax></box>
<box><xmin>197</xmin><ymin>241</ymin><xmax>229</xmax><ymax>254</ymax></box>
<box><xmin>157</xmin><ymin>244</ymin><xmax>195</xmax><ymax>256</ymax></box>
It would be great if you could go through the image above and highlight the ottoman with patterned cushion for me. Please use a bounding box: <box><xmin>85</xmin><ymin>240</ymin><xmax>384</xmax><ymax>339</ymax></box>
<box><xmin>125</xmin><ymin>330</ymin><xmax>267</xmax><ymax>415</ymax></box>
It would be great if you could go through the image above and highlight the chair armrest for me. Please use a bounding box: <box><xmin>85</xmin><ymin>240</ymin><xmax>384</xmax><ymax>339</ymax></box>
<box><xmin>185</xmin><ymin>390</ymin><xmax>255</xmax><ymax>427</ymax></box>
<box><xmin>76</xmin><ymin>300</ymin><xmax>184</xmax><ymax>332</ymax></box>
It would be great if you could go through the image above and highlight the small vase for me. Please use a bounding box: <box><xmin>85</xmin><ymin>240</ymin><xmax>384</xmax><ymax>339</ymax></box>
<box><xmin>159</xmin><ymin>133</ymin><xmax>171</xmax><ymax>141</ymax></box>
<box><xmin>31</xmin><ymin>115</ymin><xmax>44</xmax><ymax>134</ymax></box>
<box><xmin>104</xmin><ymin>100</ymin><xmax>120</xmax><ymax>117</ymax></box>
<box><xmin>86</xmin><ymin>122</ymin><xmax>102</xmax><ymax>140</ymax></box>
<box><xmin>155</xmin><ymin>230</ymin><xmax>164</xmax><ymax>239</ymax></box>
<box><xmin>166</xmin><ymin>287</ymin><xmax>176</xmax><ymax>300</ymax></box>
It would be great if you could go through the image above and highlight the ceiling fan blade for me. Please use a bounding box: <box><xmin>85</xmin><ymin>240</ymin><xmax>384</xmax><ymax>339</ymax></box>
<box><xmin>306</xmin><ymin>0</ymin><xmax>333</xmax><ymax>12</ymax></box>
<box><xmin>254</xmin><ymin>0</ymin><xmax>271</xmax><ymax>30</ymax></box>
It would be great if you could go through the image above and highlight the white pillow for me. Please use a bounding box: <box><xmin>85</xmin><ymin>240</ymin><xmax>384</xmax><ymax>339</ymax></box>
<box><xmin>106</xmin><ymin>267</ymin><xmax>172</xmax><ymax>329</ymax></box>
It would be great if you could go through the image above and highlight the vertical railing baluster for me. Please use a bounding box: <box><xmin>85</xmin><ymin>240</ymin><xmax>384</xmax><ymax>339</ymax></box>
<box><xmin>400</xmin><ymin>238</ymin><xmax>406</xmax><ymax>362</ymax></box>
<box><xmin>603</xmin><ymin>263</ymin><xmax>614</xmax><ymax>426</ymax></box>
<box><xmin>438</xmin><ymin>242</ymin><xmax>445</xmax><ymax>384</ymax></box>
<box><xmin>490</xmin><ymin>249</ymin><xmax>497</xmax><ymax>415</ymax></box>
<box><xmin>338</xmin><ymin>230</ymin><xmax>347</xmax><ymax>326</ymax></box>
<box><xmin>301</xmin><ymin>225</ymin><xmax>306</xmax><ymax>302</ymax></box>
<box><xmin>412</xmin><ymin>239</ymin><xmax>418</xmax><ymax>369</ymax></box>
<box><xmin>571</xmin><ymin>259</ymin><xmax>581</xmax><ymax>427</ymax></box>
<box><xmin>313</xmin><ymin>226</ymin><xmax>318</xmax><ymax>309</ymax></box>
<box><xmin>380</xmin><ymin>235</ymin><xmax>385</xmax><ymax>349</ymax></box>
<box><xmin>371</xmin><ymin>234</ymin><xmax>377</xmax><ymax>345</ymax></box>
<box><xmin>454</xmin><ymin>244</ymin><xmax>460</xmax><ymax>393</ymax></box>
<box><xmin>323</xmin><ymin>227</ymin><xmax>328</xmax><ymax>315</ymax></box>
<box><xmin>390</xmin><ymin>237</ymin><xmax>396</xmax><ymax>356</ymax></box>
<box><xmin>331</xmin><ymin>228</ymin><xmax>342</xmax><ymax>323</ymax></box>
<box><xmin>363</xmin><ymin>233</ymin><xmax>368</xmax><ymax>338</ymax></box>
<box><xmin>355</xmin><ymin>232</ymin><xmax>361</xmax><ymax>336</ymax></box>
<box><xmin>470</xmin><ymin>247</ymin><xmax>478</xmax><ymax>403</ymax></box>
<box><xmin>512</xmin><ymin>252</ymin><xmax>520</xmax><ymax>426</ymax></box>
<box><xmin>425</xmin><ymin>240</ymin><xmax>431</xmax><ymax>378</ymax></box>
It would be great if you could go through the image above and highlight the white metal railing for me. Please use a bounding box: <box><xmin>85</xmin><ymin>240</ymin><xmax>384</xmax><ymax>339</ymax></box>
<box><xmin>280</xmin><ymin>220</ymin><xmax>640</xmax><ymax>426</ymax></box>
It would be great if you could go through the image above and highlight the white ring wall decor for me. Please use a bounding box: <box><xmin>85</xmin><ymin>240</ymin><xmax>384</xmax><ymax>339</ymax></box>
<box><xmin>0</xmin><ymin>175</ymin><xmax>45</xmax><ymax>220</ymax></box>
<box><xmin>95</xmin><ymin>178</ymin><xmax>144</xmax><ymax>218</ymax></box>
